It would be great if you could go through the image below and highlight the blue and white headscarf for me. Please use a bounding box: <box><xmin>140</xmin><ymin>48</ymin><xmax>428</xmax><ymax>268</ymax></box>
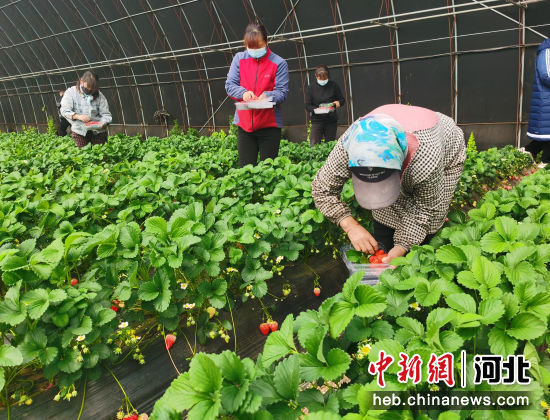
<box><xmin>342</xmin><ymin>114</ymin><xmax>408</xmax><ymax>170</ymax></box>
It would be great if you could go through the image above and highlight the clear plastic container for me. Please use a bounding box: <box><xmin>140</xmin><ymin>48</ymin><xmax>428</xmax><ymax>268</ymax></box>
<box><xmin>245</xmin><ymin>100</ymin><xmax>275</xmax><ymax>109</ymax></box>
<box><xmin>235</xmin><ymin>102</ymin><xmax>249</xmax><ymax>110</ymax></box>
<box><xmin>235</xmin><ymin>100</ymin><xmax>275</xmax><ymax>110</ymax></box>
<box><xmin>340</xmin><ymin>243</ymin><xmax>390</xmax><ymax>286</ymax></box>
<box><xmin>313</xmin><ymin>107</ymin><xmax>332</xmax><ymax>114</ymax></box>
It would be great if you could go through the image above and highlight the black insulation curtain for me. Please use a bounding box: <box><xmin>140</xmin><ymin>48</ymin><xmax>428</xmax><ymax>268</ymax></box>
<box><xmin>0</xmin><ymin>0</ymin><xmax>549</xmax><ymax>149</ymax></box>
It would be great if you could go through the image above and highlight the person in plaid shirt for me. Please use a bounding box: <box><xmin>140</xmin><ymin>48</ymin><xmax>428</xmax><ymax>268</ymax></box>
<box><xmin>312</xmin><ymin>104</ymin><xmax>466</xmax><ymax>263</ymax></box>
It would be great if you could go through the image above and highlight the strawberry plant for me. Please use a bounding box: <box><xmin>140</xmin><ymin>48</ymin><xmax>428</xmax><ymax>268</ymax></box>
<box><xmin>150</xmin><ymin>168</ymin><xmax>550</xmax><ymax>420</ymax></box>
<box><xmin>0</xmin><ymin>129</ymin><xmax>538</xmax><ymax>416</ymax></box>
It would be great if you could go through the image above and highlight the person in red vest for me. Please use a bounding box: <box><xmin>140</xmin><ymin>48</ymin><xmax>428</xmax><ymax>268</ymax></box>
<box><xmin>225</xmin><ymin>22</ymin><xmax>289</xmax><ymax>167</ymax></box>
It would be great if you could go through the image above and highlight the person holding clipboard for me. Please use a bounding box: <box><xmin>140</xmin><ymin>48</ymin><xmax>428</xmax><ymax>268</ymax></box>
<box><xmin>60</xmin><ymin>71</ymin><xmax>112</xmax><ymax>148</ymax></box>
<box><xmin>225</xmin><ymin>22</ymin><xmax>289</xmax><ymax>167</ymax></box>
<box><xmin>305</xmin><ymin>65</ymin><xmax>345</xmax><ymax>146</ymax></box>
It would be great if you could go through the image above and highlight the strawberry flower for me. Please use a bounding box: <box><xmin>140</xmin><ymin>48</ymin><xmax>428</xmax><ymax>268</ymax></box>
<box><xmin>359</xmin><ymin>344</ymin><xmax>372</xmax><ymax>356</ymax></box>
<box><xmin>409</xmin><ymin>302</ymin><xmax>421</xmax><ymax>311</ymax></box>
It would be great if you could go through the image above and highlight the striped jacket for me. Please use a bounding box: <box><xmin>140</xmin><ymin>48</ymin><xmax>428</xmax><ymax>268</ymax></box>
<box><xmin>527</xmin><ymin>38</ymin><xmax>550</xmax><ymax>141</ymax></box>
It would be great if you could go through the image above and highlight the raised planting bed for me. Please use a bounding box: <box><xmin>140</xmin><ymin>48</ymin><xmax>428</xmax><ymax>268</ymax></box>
<box><xmin>149</xmin><ymin>167</ymin><xmax>550</xmax><ymax>420</ymax></box>
<box><xmin>0</xmin><ymin>129</ymin><xmax>538</xmax><ymax>418</ymax></box>
<box><xmin>4</xmin><ymin>253</ymin><xmax>349</xmax><ymax>419</ymax></box>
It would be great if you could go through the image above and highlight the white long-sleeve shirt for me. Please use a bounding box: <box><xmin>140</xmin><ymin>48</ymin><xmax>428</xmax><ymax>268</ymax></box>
<box><xmin>60</xmin><ymin>86</ymin><xmax>112</xmax><ymax>136</ymax></box>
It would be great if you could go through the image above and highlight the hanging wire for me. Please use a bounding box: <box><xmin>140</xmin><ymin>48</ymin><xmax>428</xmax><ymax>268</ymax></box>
<box><xmin>2</xmin><ymin>39</ymin><xmax>546</xmax><ymax>100</ymax></box>
<box><xmin>1</xmin><ymin>0</ymin><xmax>549</xmax><ymax>135</ymax></box>
<box><xmin>3</xmin><ymin>20</ymin><xmax>549</xmax><ymax>95</ymax></box>
<box><xmin>0</xmin><ymin>0</ymin><xmax>544</xmax><ymax>86</ymax></box>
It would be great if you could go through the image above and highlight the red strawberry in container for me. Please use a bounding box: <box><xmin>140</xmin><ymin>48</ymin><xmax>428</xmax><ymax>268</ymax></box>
<box><xmin>369</xmin><ymin>255</ymin><xmax>380</xmax><ymax>264</ymax></box>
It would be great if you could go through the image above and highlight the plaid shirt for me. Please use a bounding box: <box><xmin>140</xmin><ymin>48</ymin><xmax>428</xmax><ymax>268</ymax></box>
<box><xmin>60</xmin><ymin>86</ymin><xmax>112</xmax><ymax>136</ymax></box>
<box><xmin>311</xmin><ymin>112</ymin><xmax>466</xmax><ymax>251</ymax></box>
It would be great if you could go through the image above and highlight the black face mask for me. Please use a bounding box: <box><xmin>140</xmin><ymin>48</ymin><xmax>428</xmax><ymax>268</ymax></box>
<box><xmin>80</xmin><ymin>84</ymin><xmax>95</xmax><ymax>96</ymax></box>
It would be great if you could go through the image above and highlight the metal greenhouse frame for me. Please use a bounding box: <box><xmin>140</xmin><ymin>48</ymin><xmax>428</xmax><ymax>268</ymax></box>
<box><xmin>0</xmin><ymin>0</ymin><xmax>549</xmax><ymax>149</ymax></box>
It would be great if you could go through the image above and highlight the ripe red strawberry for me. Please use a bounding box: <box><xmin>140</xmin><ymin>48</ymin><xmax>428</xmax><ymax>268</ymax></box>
<box><xmin>532</xmin><ymin>169</ymin><xmax>536</xmax><ymax>174</ymax></box>
<box><xmin>123</xmin><ymin>415</ymin><xmax>138</xmax><ymax>420</ymax></box>
<box><xmin>165</xmin><ymin>334</ymin><xmax>176</xmax><ymax>350</ymax></box>
<box><xmin>259</xmin><ymin>323</ymin><xmax>270</xmax><ymax>335</ymax></box>
<box><xmin>110</xmin><ymin>305</ymin><xmax>119</xmax><ymax>312</ymax></box>
<box><xmin>42</xmin><ymin>382</ymin><xmax>53</xmax><ymax>391</ymax></box>
<box><xmin>269</xmin><ymin>321</ymin><xmax>278</xmax><ymax>332</ymax></box>
<box><xmin>445</xmin><ymin>218</ymin><xmax>450</xmax><ymax>222</ymax></box>
<box><xmin>70</xmin><ymin>278</ymin><xmax>78</xmax><ymax>286</ymax></box>
<box><xmin>375</xmin><ymin>250</ymin><xmax>385</xmax><ymax>256</ymax></box>
<box><xmin>313</xmin><ymin>287</ymin><xmax>321</xmax><ymax>297</ymax></box>
<box><xmin>524</xmin><ymin>172</ymin><xmax>529</xmax><ymax>176</ymax></box>
<box><xmin>236</xmin><ymin>243</ymin><xmax>242</xmax><ymax>249</ymax></box>
<box><xmin>369</xmin><ymin>255</ymin><xmax>379</xmax><ymax>264</ymax></box>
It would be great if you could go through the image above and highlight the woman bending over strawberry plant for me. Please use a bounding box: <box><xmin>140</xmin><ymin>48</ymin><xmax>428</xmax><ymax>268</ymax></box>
<box><xmin>312</xmin><ymin>104</ymin><xmax>466</xmax><ymax>264</ymax></box>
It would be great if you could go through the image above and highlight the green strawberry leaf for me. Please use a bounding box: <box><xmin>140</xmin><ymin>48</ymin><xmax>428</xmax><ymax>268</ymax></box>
<box><xmin>0</xmin><ymin>345</ymin><xmax>23</xmax><ymax>367</ymax></box>
<box><xmin>273</xmin><ymin>355</ymin><xmax>300</xmax><ymax>400</ymax></box>
<box><xmin>507</xmin><ymin>313</ymin><xmax>546</xmax><ymax>340</ymax></box>
<box><xmin>300</xmin><ymin>348</ymin><xmax>350</xmax><ymax>382</ymax></box>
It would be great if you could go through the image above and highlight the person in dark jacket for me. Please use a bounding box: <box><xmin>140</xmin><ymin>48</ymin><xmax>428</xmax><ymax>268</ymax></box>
<box><xmin>225</xmin><ymin>22</ymin><xmax>289</xmax><ymax>167</ymax></box>
<box><xmin>305</xmin><ymin>65</ymin><xmax>345</xmax><ymax>146</ymax></box>
<box><xmin>56</xmin><ymin>90</ymin><xmax>71</xmax><ymax>136</ymax></box>
<box><xmin>525</xmin><ymin>38</ymin><xmax>550</xmax><ymax>163</ymax></box>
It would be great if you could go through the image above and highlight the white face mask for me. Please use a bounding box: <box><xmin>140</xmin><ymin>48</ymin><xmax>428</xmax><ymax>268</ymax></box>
<box><xmin>317</xmin><ymin>79</ymin><xmax>328</xmax><ymax>86</ymax></box>
<box><xmin>248</xmin><ymin>47</ymin><xmax>267</xmax><ymax>59</ymax></box>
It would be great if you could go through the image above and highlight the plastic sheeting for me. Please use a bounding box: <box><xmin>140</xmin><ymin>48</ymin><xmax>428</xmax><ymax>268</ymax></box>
<box><xmin>0</xmin><ymin>0</ymin><xmax>549</xmax><ymax>148</ymax></box>
<box><xmin>9</xmin><ymin>253</ymin><xmax>350</xmax><ymax>419</ymax></box>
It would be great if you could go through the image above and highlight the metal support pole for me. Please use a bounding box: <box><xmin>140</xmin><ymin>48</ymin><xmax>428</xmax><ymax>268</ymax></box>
<box><xmin>516</xmin><ymin>6</ymin><xmax>526</xmax><ymax>147</ymax></box>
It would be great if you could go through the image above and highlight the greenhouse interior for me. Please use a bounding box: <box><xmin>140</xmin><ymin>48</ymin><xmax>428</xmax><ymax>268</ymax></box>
<box><xmin>1</xmin><ymin>0</ymin><xmax>550</xmax><ymax>419</ymax></box>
